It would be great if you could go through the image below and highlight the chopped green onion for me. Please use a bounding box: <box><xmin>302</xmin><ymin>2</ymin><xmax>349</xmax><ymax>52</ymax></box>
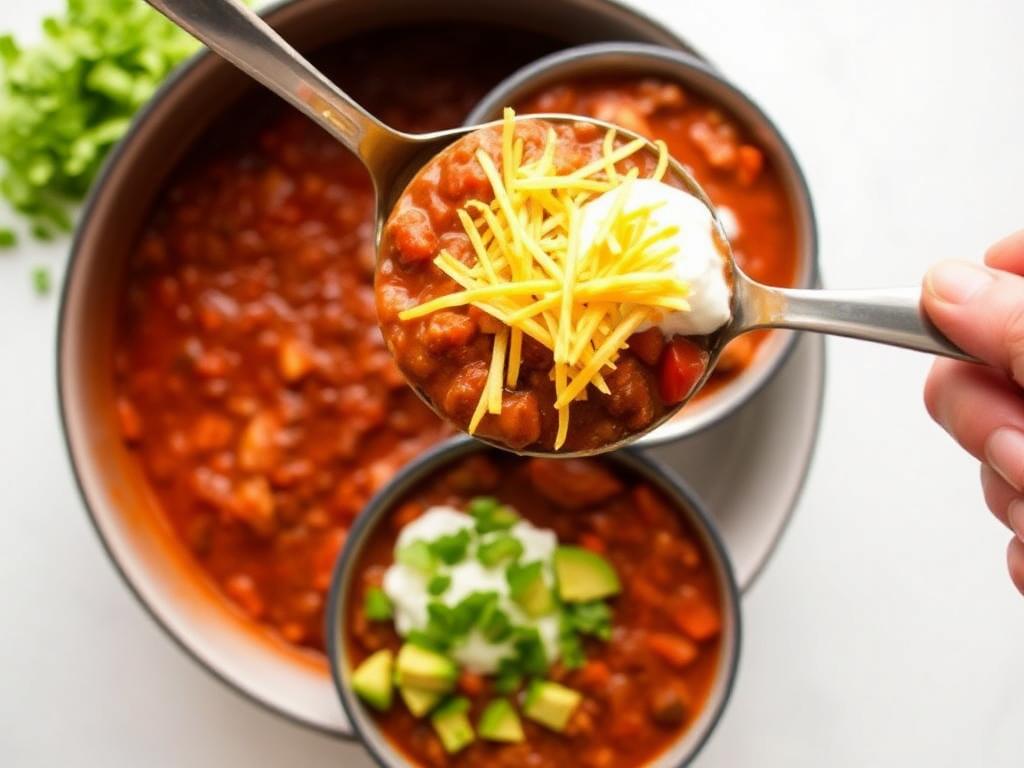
<box><xmin>565</xmin><ymin>601</ymin><xmax>613</xmax><ymax>641</ymax></box>
<box><xmin>557</xmin><ymin>616</ymin><xmax>586</xmax><ymax>670</ymax></box>
<box><xmin>0</xmin><ymin>228</ymin><xmax>15</xmax><ymax>248</ymax></box>
<box><xmin>363</xmin><ymin>587</ymin><xmax>393</xmax><ymax>621</ymax></box>
<box><xmin>511</xmin><ymin>627</ymin><xmax>548</xmax><ymax>677</ymax></box>
<box><xmin>451</xmin><ymin>591</ymin><xmax>499</xmax><ymax>635</ymax></box>
<box><xmin>0</xmin><ymin>0</ymin><xmax>211</xmax><ymax>243</ymax></box>
<box><xmin>427</xmin><ymin>574</ymin><xmax>451</xmax><ymax>596</ymax></box>
<box><xmin>398</xmin><ymin>540</ymin><xmax>437</xmax><ymax>573</ymax></box>
<box><xmin>479</xmin><ymin>605</ymin><xmax>513</xmax><ymax>643</ymax></box>
<box><xmin>506</xmin><ymin>561</ymin><xmax>543</xmax><ymax>601</ymax></box>
<box><xmin>478</xmin><ymin>534</ymin><xmax>524</xmax><ymax>568</ymax></box>
<box><xmin>470</xmin><ymin>496</ymin><xmax>520</xmax><ymax>534</ymax></box>
<box><xmin>428</xmin><ymin>529</ymin><xmax>471</xmax><ymax>565</ymax></box>
<box><xmin>406</xmin><ymin>628</ymin><xmax>449</xmax><ymax>653</ymax></box>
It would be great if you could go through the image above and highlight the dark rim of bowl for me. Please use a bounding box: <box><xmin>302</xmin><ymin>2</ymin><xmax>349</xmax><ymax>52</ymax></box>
<box><xmin>55</xmin><ymin>0</ymin><xmax>708</xmax><ymax>742</ymax></box>
<box><xmin>325</xmin><ymin>435</ymin><xmax>743</xmax><ymax>768</ymax></box>
<box><xmin>465</xmin><ymin>42</ymin><xmax>821</xmax><ymax>446</ymax></box>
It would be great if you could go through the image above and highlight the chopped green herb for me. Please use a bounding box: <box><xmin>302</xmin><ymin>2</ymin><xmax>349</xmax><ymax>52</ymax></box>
<box><xmin>506</xmin><ymin>561</ymin><xmax>544</xmax><ymax>600</ymax></box>
<box><xmin>451</xmin><ymin>591</ymin><xmax>499</xmax><ymax>635</ymax></box>
<box><xmin>477</xmin><ymin>534</ymin><xmax>524</xmax><ymax>568</ymax></box>
<box><xmin>557</xmin><ymin>616</ymin><xmax>586</xmax><ymax>670</ymax></box>
<box><xmin>470</xmin><ymin>496</ymin><xmax>520</xmax><ymax>534</ymax></box>
<box><xmin>493</xmin><ymin>658</ymin><xmax>524</xmax><ymax>694</ymax></box>
<box><xmin>406</xmin><ymin>628</ymin><xmax>449</xmax><ymax>653</ymax></box>
<box><xmin>397</xmin><ymin>540</ymin><xmax>437</xmax><ymax>573</ymax></box>
<box><xmin>427</xmin><ymin>574</ymin><xmax>451</xmax><ymax>596</ymax></box>
<box><xmin>511</xmin><ymin>627</ymin><xmax>548</xmax><ymax>677</ymax></box>
<box><xmin>0</xmin><ymin>0</ymin><xmax>210</xmax><ymax>242</ymax></box>
<box><xmin>565</xmin><ymin>601</ymin><xmax>613</xmax><ymax>641</ymax></box>
<box><xmin>363</xmin><ymin>587</ymin><xmax>393</xmax><ymax>621</ymax></box>
<box><xmin>31</xmin><ymin>266</ymin><xmax>50</xmax><ymax>295</ymax></box>
<box><xmin>429</xmin><ymin>529</ymin><xmax>471</xmax><ymax>565</ymax></box>
<box><xmin>479</xmin><ymin>604</ymin><xmax>513</xmax><ymax>643</ymax></box>
<box><xmin>0</xmin><ymin>228</ymin><xmax>15</xmax><ymax>248</ymax></box>
<box><xmin>426</xmin><ymin>601</ymin><xmax>456</xmax><ymax>637</ymax></box>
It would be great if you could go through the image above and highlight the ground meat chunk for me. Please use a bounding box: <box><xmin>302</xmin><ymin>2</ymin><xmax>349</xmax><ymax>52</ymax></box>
<box><xmin>602</xmin><ymin>356</ymin><xmax>656</xmax><ymax>431</ymax></box>
<box><xmin>442</xmin><ymin>361</ymin><xmax>488</xmax><ymax>424</ymax></box>
<box><xmin>496</xmin><ymin>391</ymin><xmax>541</xmax><ymax>449</ymax></box>
<box><xmin>388</xmin><ymin>207</ymin><xmax>437</xmax><ymax>263</ymax></box>
<box><xmin>423</xmin><ymin>311</ymin><xmax>478</xmax><ymax>354</ymax></box>
<box><xmin>527</xmin><ymin>457</ymin><xmax>623</xmax><ymax>508</ymax></box>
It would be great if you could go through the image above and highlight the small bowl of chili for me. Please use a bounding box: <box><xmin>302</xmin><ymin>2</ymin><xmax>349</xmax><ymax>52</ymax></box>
<box><xmin>326</xmin><ymin>437</ymin><xmax>741</xmax><ymax>767</ymax></box>
<box><xmin>466</xmin><ymin>42</ymin><xmax>819</xmax><ymax>444</ymax></box>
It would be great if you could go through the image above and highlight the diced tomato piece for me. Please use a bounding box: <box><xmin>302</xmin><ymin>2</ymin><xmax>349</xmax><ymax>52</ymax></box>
<box><xmin>658</xmin><ymin>338</ymin><xmax>707</xmax><ymax>404</ymax></box>
<box><xmin>457</xmin><ymin>670</ymin><xmax>485</xmax><ymax>696</ymax></box>
<box><xmin>645</xmin><ymin>632</ymin><xmax>699</xmax><ymax>668</ymax></box>
<box><xmin>578</xmin><ymin>659</ymin><xmax>611</xmax><ymax>688</ymax></box>
<box><xmin>673</xmin><ymin>599</ymin><xmax>722</xmax><ymax>641</ymax></box>
<box><xmin>579</xmin><ymin>532</ymin><xmax>606</xmax><ymax>554</ymax></box>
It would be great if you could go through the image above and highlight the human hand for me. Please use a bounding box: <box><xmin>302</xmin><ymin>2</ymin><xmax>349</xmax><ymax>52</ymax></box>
<box><xmin>922</xmin><ymin>230</ymin><xmax>1024</xmax><ymax>595</ymax></box>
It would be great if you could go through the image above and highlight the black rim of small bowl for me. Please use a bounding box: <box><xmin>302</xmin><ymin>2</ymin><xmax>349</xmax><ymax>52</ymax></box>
<box><xmin>465</xmin><ymin>41</ymin><xmax>821</xmax><ymax>447</ymax></box>
<box><xmin>325</xmin><ymin>435</ymin><xmax>743</xmax><ymax>768</ymax></box>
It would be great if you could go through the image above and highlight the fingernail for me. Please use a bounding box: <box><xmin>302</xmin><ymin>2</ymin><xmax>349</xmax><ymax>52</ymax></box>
<box><xmin>985</xmin><ymin>427</ymin><xmax>1024</xmax><ymax>492</ymax></box>
<box><xmin>926</xmin><ymin>261</ymin><xmax>994</xmax><ymax>304</ymax></box>
<box><xmin>1008</xmin><ymin>499</ymin><xmax>1024</xmax><ymax>541</ymax></box>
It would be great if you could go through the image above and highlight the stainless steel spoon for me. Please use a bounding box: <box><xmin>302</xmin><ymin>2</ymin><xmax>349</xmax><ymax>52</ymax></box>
<box><xmin>147</xmin><ymin>0</ymin><xmax>977</xmax><ymax>458</ymax></box>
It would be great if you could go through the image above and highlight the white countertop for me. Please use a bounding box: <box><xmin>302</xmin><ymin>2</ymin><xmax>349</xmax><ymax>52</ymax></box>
<box><xmin>2</xmin><ymin>0</ymin><xmax>1022</xmax><ymax>765</ymax></box>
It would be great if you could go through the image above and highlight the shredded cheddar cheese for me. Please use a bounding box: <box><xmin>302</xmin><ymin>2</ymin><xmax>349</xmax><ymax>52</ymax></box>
<box><xmin>398</xmin><ymin>109</ymin><xmax>692</xmax><ymax>449</ymax></box>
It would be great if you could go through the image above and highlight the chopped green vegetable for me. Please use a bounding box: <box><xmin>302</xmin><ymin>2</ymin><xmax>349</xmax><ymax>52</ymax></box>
<box><xmin>431</xmin><ymin>697</ymin><xmax>475</xmax><ymax>754</ymax></box>
<box><xmin>0</xmin><ymin>0</ymin><xmax>207</xmax><ymax>241</ymax></box>
<box><xmin>507</xmin><ymin>560</ymin><xmax>555</xmax><ymax>617</ymax></box>
<box><xmin>428</xmin><ymin>529</ymin><xmax>471</xmax><ymax>565</ymax></box>
<box><xmin>427</xmin><ymin>574</ymin><xmax>451</xmax><ymax>596</ymax></box>
<box><xmin>511</xmin><ymin>627</ymin><xmax>548</xmax><ymax>677</ymax></box>
<box><xmin>492</xmin><ymin>665</ymin><xmax>523</xmax><ymax>695</ymax></box>
<box><xmin>478</xmin><ymin>604</ymin><xmax>512</xmax><ymax>643</ymax></box>
<box><xmin>477</xmin><ymin>534</ymin><xmax>524</xmax><ymax>568</ymax></box>
<box><xmin>351</xmin><ymin>650</ymin><xmax>394</xmax><ymax>711</ymax></box>
<box><xmin>397</xmin><ymin>540</ymin><xmax>437</xmax><ymax>573</ymax></box>
<box><xmin>565</xmin><ymin>601</ymin><xmax>613</xmax><ymax>641</ymax></box>
<box><xmin>469</xmin><ymin>496</ymin><xmax>520</xmax><ymax>533</ymax></box>
<box><xmin>31</xmin><ymin>266</ymin><xmax>50</xmax><ymax>295</ymax></box>
<box><xmin>0</xmin><ymin>228</ymin><xmax>15</xmax><ymax>247</ymax></box>
<box><xmin>557</xmin><ymin>617</ymin><xmax>586</xmax><ymax>670</ymax></box>
<box><xmin>478</xmin><ymin>698</ymin><xmax>524</xmax><ymax>743</ymax></box>
<box><xmin>363</xmin><ymin>587</ymin><xmax>393</xmax><ymax>621</ymax></box>
<box><xmin>406</xmin><ymin>628</ymin><xmax>449</xmax><ymax>653</ymax></box>
<box><xmin>450</xmin><ymin>591</ymin><xmax>499</xmax><ymax>635</ymax></box>
<box><xmin>554</xmin><ymin>546</ymin><xmax>621</xmax><ymax>602</ymax></box>
<box><xmin>523</xmin><ymin>680</ymin><xmax>581</xmax><ymax>732</ymax></box>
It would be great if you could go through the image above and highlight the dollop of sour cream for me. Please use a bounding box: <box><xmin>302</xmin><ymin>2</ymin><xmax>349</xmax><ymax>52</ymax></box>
<box><xmin>578</xmin><ymin>178</ymin><xmax>732</xmax><ymax>337</ymax></box>
<box><xmin>382</xmin><ymin>506</ymin><xmax>560</xmax><ymax>674</ymax></box>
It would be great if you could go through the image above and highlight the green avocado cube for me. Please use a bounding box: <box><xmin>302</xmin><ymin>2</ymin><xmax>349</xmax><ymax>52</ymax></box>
<box><xmin>431</xmin><ymin>697</ymin><xmax>475</xmax><ymax>754</ymax></box>
<box><xmin>395</xmin><ymin>643</ymin><xmax>457</xmax><ymax>693</ymax></box>
<box><xmin>554</xmin><ymin>546</ymin><xmax>621</xmax><ymax>602</ymax></box>
<box><xmin>399</xmin><ymin>685</ymin><xmax>443</xmax><ymax>717</ymax></box>
<box><xmin>478</xmin><ymin>698</ymin><xmax>524</xmax><ymax>743</ymax></box>
<box><xmin>351</xmin><ymin>649</ymin><xmax>394</xmax><ymax>711</ymax></box>
<box><xmin>523</xmin><ymin>680</ymin><xmax>582</xmax><ymax>732</ymax></box>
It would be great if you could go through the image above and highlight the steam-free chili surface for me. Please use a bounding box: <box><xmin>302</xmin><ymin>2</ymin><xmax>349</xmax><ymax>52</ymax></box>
<box><xmin>518</xmin><ymin>77</ymin><xmax>799</xmax><ymax>398</ymax></box>
<box><xmin>113</xmin><ymin>26</ymin><xmax>561</xmax><ymax>653</ymax></box>
<box><xmin>376</xmin><ymin>120</ymin><xmax>712</xmax><ymax>453</ymax></box>
<box><xmin>347</xmin><ymin>452</ymin><xmax>724</xmax><ymax>768</ymax></box>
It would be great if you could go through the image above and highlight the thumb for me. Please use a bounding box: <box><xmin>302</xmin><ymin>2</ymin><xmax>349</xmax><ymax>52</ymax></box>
<box><xmin>922</xmin><ymin>260</ymin><xmax>1024</xmax><ymax>386</ymax></box>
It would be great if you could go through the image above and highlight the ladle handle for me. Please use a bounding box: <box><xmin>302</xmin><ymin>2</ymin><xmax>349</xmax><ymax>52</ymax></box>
<box><xmin>144</xmin><ymin>0</ymin><xmax>396</xmax><ymax>160</ymax></box>
<box><xmin>746</xmin><ymin>283</ymin><xmax>979</xmax><ymax>363</ymax></box>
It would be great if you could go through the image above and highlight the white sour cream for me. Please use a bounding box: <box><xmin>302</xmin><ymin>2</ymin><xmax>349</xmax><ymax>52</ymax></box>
<box><xmin>381</xmin><ymin>506</ymin><xmax>561</xmax><ymax>674</ymax></box>
<box><xmin>578</xmin><ymin>178</ymin><xmax>732</xmax><ymax>337</ymax></box>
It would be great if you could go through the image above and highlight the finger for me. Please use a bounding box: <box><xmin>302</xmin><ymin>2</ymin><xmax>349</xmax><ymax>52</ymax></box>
<box><xmin>980</xmin><ymin>463</ymin><xmax>1017</xmax><ymax>529</ymax></box>
<box><xmin>1008</xmin><ymin>538</ymin><xmax>1024</xmax><ymax>595</ymax></box>
<box><xmin>984</xmin><ymin>229</ymin><xmax>1024</xmax><ymax>274</ymax></box>
<box><xmin>921</xmin><ymin>260</ymin><xmax>1024</xmax><ymax>386</ymax></box>
<box><xmin>923</xmin><ymin>358</ymin><xmax>1024</xmax><ymax>460</ymax></box>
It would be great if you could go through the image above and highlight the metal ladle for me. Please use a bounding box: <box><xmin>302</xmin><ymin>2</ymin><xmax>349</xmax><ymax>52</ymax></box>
<box><xmin>147</xmin><ymin>0</ymin><xmax>978</xmax><ymax>457</ymax></box>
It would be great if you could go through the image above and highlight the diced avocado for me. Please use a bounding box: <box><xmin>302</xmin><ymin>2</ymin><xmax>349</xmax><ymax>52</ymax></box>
<box><xmin>522</xmin><ymin>680</ymin><xmax>582</xmax><ymax>732</ymax></box>
<box><xmin>507</xmin><ymin>561</ymin><xmax>555</xmax><ymax>617</ymax></box>
<box><xmin>430</xmin><ymin>697</ymin><xmax>475</xmax><ymax>754</ymax></box>
<box><xmin>554</xmin><ymin>546</ymin><xmax>621</xmax><ymax>602</ymax></box>
<box><xmin>351</xmin><ymin>649</ymin><xmax>394</xmax><ymax>711</ymax></box>
<box><xmin>395</xmin><ymin>643</ymin><xmax>457</xmax><ymax>693</ymax></box>
<box><xmin>478</xmin><ymin>698</ymin><xmax>524</xmax><ymax>743</ymax></box>
<box><xmin>399</xmin><ymin>685</ymin><xmax>443</xmax><ymax>717</ymax></box>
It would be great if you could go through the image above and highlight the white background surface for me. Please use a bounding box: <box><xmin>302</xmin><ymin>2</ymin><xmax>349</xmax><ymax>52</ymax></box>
<box><xmin>2</xmin><ymin>0</ymin><xmax>1022</xmax><ymax>765</ymax></box>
